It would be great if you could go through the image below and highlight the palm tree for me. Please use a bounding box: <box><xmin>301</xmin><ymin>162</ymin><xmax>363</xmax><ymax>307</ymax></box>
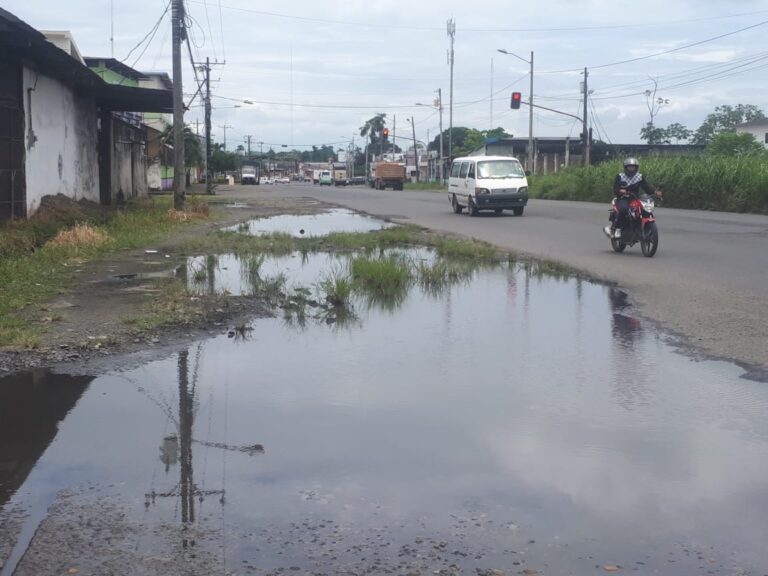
<box><xmin>360</xmin><ymin>113</ymin><xmax>387</xmax><ymax>143</ymax></box>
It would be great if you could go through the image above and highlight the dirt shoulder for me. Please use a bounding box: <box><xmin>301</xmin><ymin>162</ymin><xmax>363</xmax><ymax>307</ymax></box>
<box><xmin>0</xmin><ymin>191</ymin><xmax>330</xmax><ymax>375</ymax></box>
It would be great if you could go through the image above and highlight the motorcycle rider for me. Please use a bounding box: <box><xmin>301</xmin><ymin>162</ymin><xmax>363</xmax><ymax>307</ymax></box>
<box><xmin>607</xmin><ymin>158</ymin><xmax>660</xmax><ymax>238</ymax></box>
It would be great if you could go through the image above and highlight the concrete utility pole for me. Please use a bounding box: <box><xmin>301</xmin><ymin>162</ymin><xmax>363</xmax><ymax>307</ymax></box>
<box><xmin>219</xmin><ymin>124</ymin><xmax>233</xmax><ymax>150</ymax></box>
<box><xmin>447</xmin><ymin>18</ymin><xmax>455</xmax><ymax>163</ymax></box>
<box><xmin>171</xmin><ymin>0</ymin><xmax>185</xmax><ymax>209</ymax></box>
<box><xmin>437</xmin><ymin>89</ymin><xmax>444</xmax><ymax>182</ymax></box>
<box><xmin>410</xmin><ymin>116</ymin><xmax>419</xmax><ymax>182</ymax></box>
<box><xmin>244</xmin><ymin>135</ymin><xmax>252</xmax><ymax>157</ymax></box>
<box><xmin>528</xmin><ymin>51</ymin><xmax>534</xmax><ymax>174</ymax></box>
<box><xmin>490</xmin><ymin>57</ymin><xmax>494</xmax><ymax>129</ymax></box>
<box><xmin>204</xmin><ymin>57</ymin><xmax>212</xmax><ymax>194</ymax></box>
<box><xmin>582</xmin><ymin>67</ymin><xmax>590</xmax><ymax>166</ymax></box>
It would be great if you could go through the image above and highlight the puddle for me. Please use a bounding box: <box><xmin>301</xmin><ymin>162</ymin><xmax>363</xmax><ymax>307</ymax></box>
<box><xmin>228</xmin><ymin>208</ymin><xmax>393</xmax><ymax>237</ymax></box>
<box><xmin>111</xmin><ymin>270</ymin><xmax>177</xmax><ymax>281</ymax></box>
<box><xmin>2</xmin><ymin>254</ymin><xmax>768</xmax><ymax>573</ymax></box>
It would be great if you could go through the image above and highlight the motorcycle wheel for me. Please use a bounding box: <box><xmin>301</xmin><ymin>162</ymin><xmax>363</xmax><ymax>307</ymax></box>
<box><xmin>610</xmin><ymin>238</ymin><xmax>626</xmax><ymax>252</ymax></box>
<box><xmin>641</xmin><ymin>222</ymin><xmax>659</xmax><ymax>257</ymax></box>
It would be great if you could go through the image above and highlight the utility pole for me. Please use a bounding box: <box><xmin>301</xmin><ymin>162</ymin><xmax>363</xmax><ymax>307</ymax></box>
<box><xmin>171</xmin><ymin>0</ymin><xmax>185</xmax><ymax>209</ymax></box>
<box><xmin>437</xmin><ymin>88</ymin><xmax>444</xmax><ymax>182</ymax></box>
<box><xmin>447</xmin><ymin>18</ymin><xmax>455</xmax><ymax>163</ymax></box>
<box><xmin>219</xmin><ymin>124</ymin><xmax>233</xmax><ymax>151</ymax></box>
<box><xmin>528</xmin><ymin>51</ymin><xmax>534</xmax><ymax>174</ymax></box>
<box><xmin>582</xmin><ymin>67</ymin><xmax>590</xmax><ymax>166</ymax></box>
<box><xmin>244</xmin><ymin>135</ymin><xmax>252</xmax><ymax>157</ymax></box>
<box><xmin>490</xmin><ymin>57</ymin><xmax>494</xmax><ymax>129</ymax></box>
<box><xmin>392</xmin><ymin>114</ymin><xmax>396</xmax><ymax>160</ymax></box>
<box><xmin>204</xmin><ymin>57</ymin><xmax>212</xmax><ymax>194</ymax></box>
<box><xmin>410</xmin><ymin>116</ymin><xmax>419</xmax><ymax>182</ymax></box>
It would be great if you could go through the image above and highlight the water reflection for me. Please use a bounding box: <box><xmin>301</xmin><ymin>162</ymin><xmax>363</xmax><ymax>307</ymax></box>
<box><xmin>227</xmin><ymin>208</ymin><xmax>393</xmax><ymax>237</ymax></box>
<box><xmin>0</xmin><ymin>370</ymin><xmax>92</xmax><ymax>508</ymax></box>
<box><xmin>2</xmin><ymin>258</ymin><xmax>768</xmax><ymax>573</ymax></box>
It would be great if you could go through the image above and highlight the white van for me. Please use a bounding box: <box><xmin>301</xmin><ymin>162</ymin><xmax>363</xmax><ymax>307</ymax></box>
<box><xmin>448</xmin><ymin>155</ymin><xmax>529</xmax><ymax>216</ymax></box>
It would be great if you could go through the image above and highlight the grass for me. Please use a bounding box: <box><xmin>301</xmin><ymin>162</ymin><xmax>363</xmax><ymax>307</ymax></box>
<box><xmin>529</xmin><ymin>155</ymin><xmax>768</xmax><ymax>214</ymax></box>
<box><xmin>317</xmin><ymin>267</ymin><xmax>354</xmax><ymax>308</ymax></box>
<box><xmin>404</xmin><ymin>182</ymin><xmax>447</xmax><ymax>192</ymax></box>
<box><xmin>350</xmin><ymin>254</ymin><xmax>412</xmax><ymax>307</ymax></box>
<box><xmin>0</xmin><ymin>196</ymin><xmax>205</xmax><ymax>347</ymax></box>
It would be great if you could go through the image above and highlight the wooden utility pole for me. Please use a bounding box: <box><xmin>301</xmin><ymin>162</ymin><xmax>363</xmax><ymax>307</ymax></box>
<box><xmin>171</xmin><ymin>0</ymin><xmax>185</xmax><ymax>209</ymax></box>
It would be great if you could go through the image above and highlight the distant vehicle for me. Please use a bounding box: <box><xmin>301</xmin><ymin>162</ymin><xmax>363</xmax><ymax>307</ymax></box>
<box><xmin>277</xmin><ymin>176</ymin><xmax>290</xmax><ymax>184</ymax></box>
<box><xmin>259</xmin><ymin>176</ymin><xmax>274</xmax><ymax>185</ymax></box>
<box><xmin>312</xmin><ymin>170</ymin><xmax>321</xmax><ymax>184</ymax></box>
<box><xmin>349</xmin><ymin>176</ymin><xmax>366</xmax><ymax>186</ymax></box>
<box><xmin>371</xmin><ymin>162</ymin><xmax>405</xmax><ymax>190</ymax></box>
<box><xmin>241</xmin><ymin>164</ymin><xmax>259</xmax><ymax>185</ymax></box>
<box><xmin>448</xmin><ymin>156</ymin><xmax>528</xmax><ymax>216</ymax></box>
<box><xmin>319</xmin><ymin>170</ymin><xmax>333</xmax><ymax>186</ymax></box>
<box><xmin>333</xmin><ymin>168</ymin><xmax>348</xmax><ymax>186</ymax></box>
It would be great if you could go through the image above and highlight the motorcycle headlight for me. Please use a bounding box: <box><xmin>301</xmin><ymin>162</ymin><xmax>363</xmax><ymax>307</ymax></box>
<box><xmin>642</xmin><ymin>200</ymin><xmax>654</xmax><ymax>211</ymax></box>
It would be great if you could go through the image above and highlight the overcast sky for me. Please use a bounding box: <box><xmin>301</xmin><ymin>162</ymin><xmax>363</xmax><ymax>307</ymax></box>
<box><xmin>5</xmin><ymin>0</ymin><xmax>768</xmax><ymax>151</ymax></box>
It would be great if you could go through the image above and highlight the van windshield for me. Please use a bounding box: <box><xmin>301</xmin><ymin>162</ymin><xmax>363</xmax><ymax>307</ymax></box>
<box><xmin>477</xmin><ymin>160</ymin><xmax>525</xmax><ymax>179</ymax></box>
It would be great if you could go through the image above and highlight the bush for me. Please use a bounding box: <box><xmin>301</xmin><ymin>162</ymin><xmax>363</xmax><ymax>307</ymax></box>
<box><xmin>529</xmin><ymin>156</ymin><xmax>768</xmax><ymax>214</ymax></box>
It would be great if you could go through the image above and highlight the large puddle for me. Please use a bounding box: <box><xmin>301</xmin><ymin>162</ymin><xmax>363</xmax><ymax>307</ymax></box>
<box><xmin>2</xmin><ymin>251</ymin><xmax>768</xmax><ymax>574</ymax></box>
<box><xmin>228</xmin><ymin>208</ymin><xmax>393</xmax><ymax>237</ymax></box>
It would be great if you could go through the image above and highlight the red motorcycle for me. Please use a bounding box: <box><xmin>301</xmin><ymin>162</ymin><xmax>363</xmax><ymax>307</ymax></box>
<box><xmin>603</xmin><ymin>191</ymin><xmax>661</xmax><ymax>257</ymax></box>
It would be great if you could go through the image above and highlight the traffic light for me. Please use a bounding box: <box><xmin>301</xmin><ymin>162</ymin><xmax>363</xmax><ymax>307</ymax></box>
<box><xmin>382</xmin><ymin>128</ymin><xmax>389</xmax><ymax>140</ymax></box>
<box><xmin>510</xmin><ymin>92</ymin><xmax>522</xmax><ymax>110</ymax></box>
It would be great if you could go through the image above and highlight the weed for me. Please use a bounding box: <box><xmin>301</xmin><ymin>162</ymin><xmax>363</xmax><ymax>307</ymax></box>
<box><xmin>434</xmin><ymin>237</ymin><xmax>498</xmax><ymax>259</ymax></box>
<box><xmin>317</xmin><ymin>267</ymin><xmax>354</xmax><ymax>308</ymax></box>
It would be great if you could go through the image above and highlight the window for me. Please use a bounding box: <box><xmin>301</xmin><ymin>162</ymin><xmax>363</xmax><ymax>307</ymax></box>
<box><xmin>459</xmin><ymin>162</ymin><xmax>469</xmax><ymax>178</ymax></box>
<box><xmin>450</xmin><ymin>162</ymin><xmax>461</xmax><ymax>178</ymax></box>
<box><xmin>467</xmin><ymin>163</ymin><xmax>475</xmax><ymax>178</ymax></box>
<box><xmin>477</xmin><ymin>160</ymin><xmax>526</xmax><ymax>179</ymax></box>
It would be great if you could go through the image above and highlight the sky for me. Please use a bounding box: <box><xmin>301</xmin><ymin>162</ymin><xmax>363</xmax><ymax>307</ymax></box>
<box><xmin>5</xmin><ymin>0</ymin><xmax>768</xmax><ymax>152</ymax></box>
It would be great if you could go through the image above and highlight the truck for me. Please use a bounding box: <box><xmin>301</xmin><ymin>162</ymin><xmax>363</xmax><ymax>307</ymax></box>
<box><xmin>371</xmin><ymin>162</ymin><xmax>406</xmax><ymax>191</ymax></box>
<box><xmin>312</xmin><ymin>169</ymin><xmax>321</xmax><ymax>184</ymax></box>
<box><xmin>241</xmin><ymin>164</ymin><xmax>259</xmax><ymax>185</ymax></box>
<box><xmin>333</xmin><ymin>168</ymin><xmax>348</xmax><ymax>186</ymax></box>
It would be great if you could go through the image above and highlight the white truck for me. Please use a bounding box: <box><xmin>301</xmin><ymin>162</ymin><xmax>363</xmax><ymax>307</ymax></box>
<box><xmin>241</xmin><ymin>164</ymin><xmax>259</xmax><ymax>185</ymax></box>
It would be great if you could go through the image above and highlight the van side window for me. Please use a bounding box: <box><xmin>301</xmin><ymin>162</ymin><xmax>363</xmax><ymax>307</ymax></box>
<box><xmin>467</xmin><ymin>163</ymin><xmax>475</xmax><ymax>179</ymax></box>
<box><xmin>450</xmin><ymin>162</ymin><xmax>461</xmax><ymax>178</ymax></box>
<box><xmin>459</xmin><ymin>163</ymin><xmax>469</xmax><ymax>178</ymax></box>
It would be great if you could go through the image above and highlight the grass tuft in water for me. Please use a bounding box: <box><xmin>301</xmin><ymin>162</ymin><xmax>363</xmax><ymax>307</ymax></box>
<box><xmin>317</xmin><ymin>267</ymin><xmax>354</xmax><ymax>309</ymax></box>
<box><xmin>351</xmin><ymin>254</ymin><xmax>412</xmax><ymax>309</ymax></box>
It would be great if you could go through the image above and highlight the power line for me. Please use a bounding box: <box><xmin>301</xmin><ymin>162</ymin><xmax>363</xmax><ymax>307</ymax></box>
<box><xmin>217</xmin><ymin>0</ymin><xmax>226</xmax><ymax>62</ymax></box>
<box><xmin>541</xmin><ymin>19</ymin><xmax>768</xmax><ymax>74</ymax></box>
<box><xmin>184</xmin><ymin>1</ymin><xmax>768</xmax><ymax>33</ymax></box>
<box><xmin>120</xmin><ymin>1</ymin><xmax>171</xmax><ymax>66</ymax></box>
<box><xmin>200</xmin><ymin>0</ymin><xmax>219</xmax><ymax>62</ymax></box>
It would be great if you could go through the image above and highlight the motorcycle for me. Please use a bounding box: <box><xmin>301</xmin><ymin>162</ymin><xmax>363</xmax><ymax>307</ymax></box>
<box><xmin>602</xmin><ymin>191</ymin><xmax>660</xmax><ymax>257</ymax></box>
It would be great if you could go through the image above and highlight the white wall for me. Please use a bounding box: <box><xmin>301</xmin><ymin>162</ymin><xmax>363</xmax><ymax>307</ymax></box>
<box><xmin>736</xmin><ymin>125</ymin><xmax>768</xmax><ymax>149</ymax></box>
<box><xmin>23</xmin><ymin>67</ymin><xmax>99</xmax><ymax>215</ymax></box>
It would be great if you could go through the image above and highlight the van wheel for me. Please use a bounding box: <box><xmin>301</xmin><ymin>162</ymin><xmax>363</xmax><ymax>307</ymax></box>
<box><xmin>452</xmin><ymin>195</ymin><xmax>463</xmax><ymax>214</ymax></box>
<box><xmin>513</xmin><ymin>207</ymin><xmax>524</xmax><ymax>216</ymax></box>
<box><xmin>467</xmin><ymin>198</ymin><xmax>478</xmax><ymax>217</ymax></box>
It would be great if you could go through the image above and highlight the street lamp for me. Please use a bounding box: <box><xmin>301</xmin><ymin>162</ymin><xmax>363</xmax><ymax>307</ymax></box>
<box><xmin>498</xmin><ymin>49</ymin><xmax>534</xmax><ymax>174</ymax></box>
<box><xmin>416</xmin><ymin>88</ymin><xmax>444</xmax><ymax>182</ymax></box>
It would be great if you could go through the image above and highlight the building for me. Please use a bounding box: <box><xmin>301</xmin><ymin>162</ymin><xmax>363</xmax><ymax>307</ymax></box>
<box><xmin>735</xmin><ymin>119</ymin><xmax>768</xmax><ymax>149</ymax></box>
<box><xmin>0</xmin><ymin>8</ymin><xmax>172</xmax><ymax>220</ymax></box>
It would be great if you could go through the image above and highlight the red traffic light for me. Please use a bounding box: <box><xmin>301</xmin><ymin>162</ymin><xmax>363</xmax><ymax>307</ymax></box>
<box><xmin>510</xmin><ymin>92</ymin><xmax>522</xmax><ymax>110</ymax></box>
<box><xmin>382</xmin><ymin>128</ymin><xmax>389</xmax><ymax>139</ymax></box>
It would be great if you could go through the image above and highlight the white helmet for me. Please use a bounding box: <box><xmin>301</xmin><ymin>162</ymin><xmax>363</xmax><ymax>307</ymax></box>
<box><xmin>623</xmin><ymin>157</ymin><xmax>639</xmax><ymax>168</ymax></box>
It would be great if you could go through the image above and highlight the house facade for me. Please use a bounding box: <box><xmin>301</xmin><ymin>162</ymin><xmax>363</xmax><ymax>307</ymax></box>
<box><xmin>0</xmin><ymin>8</ymin><xmax>172</xmax><ymax>220</ymax></box>
<box><xmin>735</xmin><ymin>119</ymin><xmax>768</xmax><ymax>149</ymax></box>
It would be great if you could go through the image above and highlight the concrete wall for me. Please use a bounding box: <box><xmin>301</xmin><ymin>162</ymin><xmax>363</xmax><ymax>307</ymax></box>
<box><xmin>23</xmin><ymin>66</ymin><xmax>99</xmax><ymax>214</ymax></box>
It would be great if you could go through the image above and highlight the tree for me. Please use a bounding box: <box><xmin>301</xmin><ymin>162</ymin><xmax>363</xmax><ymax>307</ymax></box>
<box><xmin>640</xmin><ymin>122</ymin><xmax>670</xmax><ymax>145</ymax></box>
<box><xmin>162</xmin><ymin>124</ymin><xmax>202</xmax><ymax>171</ymax></box>
<box><xmin>706</xmin><ymin>131</ymin><xmax>765</xmax><ymax>157</ymax></box>
<box><xmin>665</xmin><ymin>122</ymin><xmax>693</xmax><ymax>144</ymax></box>
<box><xmin>360</xmin><ymin>113</ymin><xmax>388</xmax><ymax>156</ymax></box>
<box><xmin>693</xmin><ymin>104</ymin><xmax>766</xmax><ymax>145</ymax></box>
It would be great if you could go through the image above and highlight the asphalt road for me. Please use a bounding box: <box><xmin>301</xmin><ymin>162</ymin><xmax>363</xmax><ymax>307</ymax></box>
<box><xmin>228</xmin><ymin>183</ymin><xmax>768</xmax><ymax>373</ymax></box>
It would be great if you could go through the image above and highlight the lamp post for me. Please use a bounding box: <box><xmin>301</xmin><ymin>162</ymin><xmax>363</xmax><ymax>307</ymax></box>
<box><xmin>498</xmin><ymin>49</ymin><xmax>534</xmax><ymax>174</ymax></box>
<box><xmin>416</xmin><ymin>88</ymin><xmax>444</xmax><ymax>182</ymax></box>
